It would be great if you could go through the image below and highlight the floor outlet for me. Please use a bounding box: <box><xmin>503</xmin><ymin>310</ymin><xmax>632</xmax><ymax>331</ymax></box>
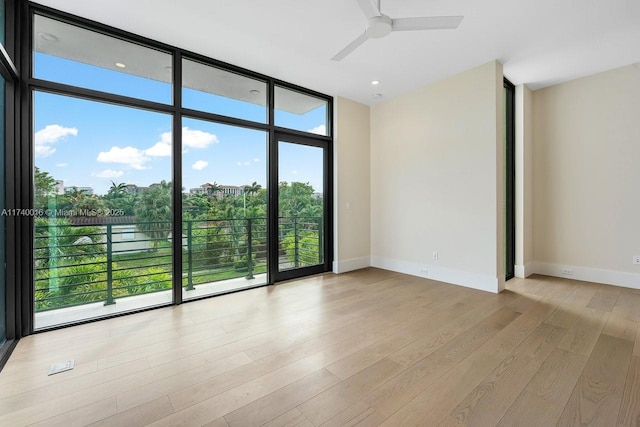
<box><xmin>561</xmin><ymin>268</ymin><xmax>573</xmax><ymax>276</ymax></box>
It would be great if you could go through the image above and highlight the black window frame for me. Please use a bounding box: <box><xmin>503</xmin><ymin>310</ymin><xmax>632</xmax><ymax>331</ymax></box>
<box><xmin>17</xmin><ymin>1</ymin><xmax>334</xmax><ymax>334</ymax></box>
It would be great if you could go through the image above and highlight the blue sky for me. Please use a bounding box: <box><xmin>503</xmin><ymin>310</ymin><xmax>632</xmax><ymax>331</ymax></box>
<box><xmin>34</xmin><ymin>53</ymin><xmax>326</xmax><ymax>195</ymax></box>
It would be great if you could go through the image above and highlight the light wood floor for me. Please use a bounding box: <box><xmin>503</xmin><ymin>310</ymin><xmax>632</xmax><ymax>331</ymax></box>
<box><xmin>1</xmin><ymin>268</ymin><xmax>639</xmax><ymax>426</ymax></box>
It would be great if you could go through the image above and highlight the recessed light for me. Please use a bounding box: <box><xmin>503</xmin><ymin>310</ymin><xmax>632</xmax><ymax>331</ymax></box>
<box><xmin>38</xmin><ymin>32</ymin><xmax>59</xmax><ymax>42</ymax></box>
<box><xmin>115</xmin><ymin>62</ymin><xmax>126</xmax><ymax>68</ymax></box>
<box><xmin>250</xmin><ymin>89</ymin><xmax>261</xmax><ymax>95</ymax></box>
<box><xmin>371</xmin><ymin>80</ymin><xmax>380</xmax><ymax>85</ymax></box>
<box><xmin>373</xmin><ymin>93</ymin><xmax>383</xmax><ymax>99</ymax></box>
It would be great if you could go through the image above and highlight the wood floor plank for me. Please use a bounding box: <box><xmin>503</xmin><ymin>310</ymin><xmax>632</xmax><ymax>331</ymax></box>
<box><xmin>0</xmin><ymin>270</ymin><xmax>636</xmax><ymax>427</ymax></box>
<box><xmin>262</xmin><ymin>408</ymin><xmax>314</xmax><ymax>427</ymax></box>
<box><xmin>617</xmin><ymin>355</ymin><xmax>640</xmax><ymax>427</ymax></box>
<box><xmin>363</xmin><ymin>307</ymin><xmax>520</xmax><ymax>418</ymax></box>
<box><xmin>603</xmin><ymin>308</ymin><xmax>638</xmax><ymax>342</ymax></box>
<box><xmin>298</xmin><ymin>358</ymin><xmax>404</xmax><ymax>426</ymax></box>
<box><xmin>557</xmin><ymin>334</ymin><xmax>634</xmax><ymax>427</ymax></box>
<box><xmin>516</xmin><ymin>347</ymin><xmax>588</xmax><ymax>407</ymax></box>
<box><xmin>262</xmin><ymin>408</ymin><xmax>313</xmax><ymax>427</ymax></box>
<box><xmin>446</xmin><ymin>323</ymin><xmax>566</xmax><ymax>427</ymax></box>
<box><xmin>320</xmin><ymin>403</ymin><xmax>386</xmax><ymax>427</ymax></box>
<box><xmin>223</xmin><ymin>368</ymin><xmax>340</xmax><ymax>427</ymax></box>
<box><xmin>557</xmin><ymin>307</ymin><xmax>608</xmax><ymax>356</ymax></box>
<box><xmin>27</xmin><ymin>397</ymin><xmax>118</xmax><ymax>427</ymax></box>
<box><xmin>87</xmin><ymin>396</ymin><xmax>174</xmax><ymax>427</ymax></box>
<box><xmin>586</xmin><ymin>286</ymin><xmax>621</xmax><ymax>312</ymax></box>
<box><xmin>497</xmin><ymin>391</ymin><xmax>565</xmax><ymax>427</ymax></box>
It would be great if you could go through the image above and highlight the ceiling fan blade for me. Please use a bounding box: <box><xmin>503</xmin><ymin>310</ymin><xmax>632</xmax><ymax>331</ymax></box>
<box><xmin>331</xmin><ymin>32</ymin><xmax>369</xmax><ymax>61</ymax></box>
<box><xmin>392</xmin><ymin>16</ymin><xmax>464</xmax><ymax>31</ymax></box>
<box><xmin>357</xmin><ymin>0</ymin><xmax>381</xmax><ymax>19</ymax></box>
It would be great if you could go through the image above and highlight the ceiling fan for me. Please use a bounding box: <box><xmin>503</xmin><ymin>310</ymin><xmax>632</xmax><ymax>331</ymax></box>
<box><xmin>332</xmin><ymin>0</ymin><xmax>464</xmax><ymax>61</ymax></box>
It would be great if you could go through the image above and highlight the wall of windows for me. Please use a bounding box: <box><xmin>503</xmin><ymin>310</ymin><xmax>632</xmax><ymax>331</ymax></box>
<box><xmin>27</xmin><ymin>6</ymin><xmax>333</xmax><ymax>329</ymax></box>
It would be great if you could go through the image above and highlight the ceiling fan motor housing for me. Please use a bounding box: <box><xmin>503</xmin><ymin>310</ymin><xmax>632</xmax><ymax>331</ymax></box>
<box><xmin>367</xmin><ymin>15</ymin><xmax>392</xmax><ymax>38</ymax></box>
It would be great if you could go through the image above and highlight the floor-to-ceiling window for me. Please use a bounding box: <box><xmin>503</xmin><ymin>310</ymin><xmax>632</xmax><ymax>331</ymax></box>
<box><xmin>27</xmin><ymin>5</ymin><xmax>332</xmax><ymax>330</ymax></box>
<box><xmin>0</xmin><ymin>0</ymin><xmax>18</xmax><ymax>369</ymax></box>
<box><xmin>504</xmin><ymin>79</ymin><xmax>515</xmax><ymax>280</ymax></box>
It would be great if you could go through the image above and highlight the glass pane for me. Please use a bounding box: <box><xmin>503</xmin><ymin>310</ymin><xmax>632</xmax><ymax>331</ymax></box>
<box><xmin>182</xmin><ymin>58</ymin><xmax>267</xmax><ymax>123</ymax></box>
<box><xmin>275</xmin><ymin>86</ymin><xmax>328</xmax><ymax>136</ymax></box>
<box><xmin>33</xmin><ymin>15</ymin><xmax>172</xmax><ymax>104</ymax></box>
<box><xmin>0</xmin><ymin>80</ymin><xmax>5</xmax><ymax>346</ymax></box>
<box><xmin>278</xmin><ymin>141</ymin><xmax>324</xmax><ymax>271</ymax></box>
<box><xmin>0</xmin><ymin>0</ymin><xmax>5</xmax><ymax>45</ymax></box>
<box><xmin>33</xmin><ymin>91</ymin><xmax>173</xmax><ymax>329</ymax></box>
<box><xmin>182</xmin><ymin>118</ymin><xmax>267</xmax><ymax>300</ymax></box>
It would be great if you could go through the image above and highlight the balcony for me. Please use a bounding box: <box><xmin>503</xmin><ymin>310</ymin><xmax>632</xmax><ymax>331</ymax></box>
<box><xmin>34</xmin><ymin>216</ymin><xmax>322</xmax><ymax>329</ymax></box>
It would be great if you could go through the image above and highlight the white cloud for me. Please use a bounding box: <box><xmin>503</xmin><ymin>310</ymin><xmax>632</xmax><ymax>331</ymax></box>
<box><xmin>92</xmin><ymin>169</ymin><xmax>124</xmax><ymax>179</ymax></box>
<box><xmin>97</xmin><ymin>146</ymin><xmax>150</xmax><ymax>170</ymax></box>
<box><xmin>145</xmin><ymin>140</ymin><xmax>172</xmax><ymax>157</ymax></box>
<box><xmin>183</xmin><ymin>127</ymin><xmax>219</xmax><ymax>148</ymax></box>
<box><xmin>237</xmin><ymin>161</ymin><xmax>251</xmax><ymax>167</ymax></box>
<box><xmin>34</xmin><ymin>124</ymin><xmax>78</xmax><ymax>158</ymax></box>
<box><xmin>292</xmin><ymin>169</ymin><xmax>298</xmax><ymax>175</ymax></box>
<box><xmin>307</xmin><ymin>124</ymin><xmax>326</xmax><ymax>135</ymax></box>
<box><xmin>146</xmin><ymin>127</ymin><xmax>219</xmax><ymax>157</ymax></box>
<box><xmin>192</xmin><ymin>160</ymin><xmax>208</xmax><ymax>171</ymax></box>
<box><xmin>56</xmin><ymin>163</ymin><xmax>68</xmax><ymax>168</ymax></box>
<box><xmin>253</xmin><ymin>158</ymin><xmax>260</xmax><ymax>163</ymax></box>
<box><xmin>36</xmin><ymin>145</ymin><xmax>56</xmax><ymax>158</ymax></box>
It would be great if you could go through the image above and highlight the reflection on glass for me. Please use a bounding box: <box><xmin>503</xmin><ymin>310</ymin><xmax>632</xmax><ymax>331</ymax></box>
<box><xmin>275</xmin><ymin>86</ymin><xmax>328</xmax><ymax>136</ymax></box>
<box><xmin>278</xmin><ymin>141</ymin><xmax>324</xmax><ymax>271</ymax></box>
<box><xmin>33</xmin><ymin>14</ymin><xmax>172</xmax><ymax>104</ymax></box>
<box><xmin>182</xmin><ymin>58</ymin><xmax>267</xmax><ymax>123</ymax></box>
<box><xmin>181</xmin><ymin>118</ymin><xmax>267</xmax><ymax>299</ymax></box>
<box><xmin>33</xmin><ymin>92</ymin><xmax>173</xmax><ymax>329</ymax></box>
<box><xmin>0</xmin><ymin>80</ymin><xmax>5</xmax><ymax>346</ymax></box>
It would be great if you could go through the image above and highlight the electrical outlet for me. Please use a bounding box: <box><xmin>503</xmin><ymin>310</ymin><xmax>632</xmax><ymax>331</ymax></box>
<box><xmin>634</xmin><ymin>255</ymin><xmax>640</xmax><ymax>265</ymax></box>
<box><xmin>419</xmin><ymin>267</ymin><xmax>428</xmax><ymax>276</ymax></box>
<box><xmin>432</xmin><ymin>251</ymin><xmax>439</xmax><ymax>261</ymax></box>
<box><xmin>561</xmin><ymin>268</ymin><xmax>573</xmax><ymax>276</ymax></box>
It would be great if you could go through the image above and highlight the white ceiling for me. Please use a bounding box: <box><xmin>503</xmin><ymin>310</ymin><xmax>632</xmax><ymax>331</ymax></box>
<box><xmin>32</xmin><ymin>0</ymin><xmax>640</xmax><ymax>106</ymax></box>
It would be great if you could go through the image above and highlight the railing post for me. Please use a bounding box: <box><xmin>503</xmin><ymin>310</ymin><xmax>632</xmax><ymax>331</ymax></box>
<box><xmin>186</xmin><ymin>220</ymin><xmax>194</xmax><ymax>291</ymax></box>
<box><xmin>245</xmin><ymin>218</ymin><xmax>254</xmax><ymax>279</ymax></box>
<box><xmin>294</xmin><ymin>217</ymin><xmax>299</xmax><ymax>268</ymax></box>
<box><xmin>104</xmin><ymin>224</ymin><xmax>115</xmax><ymax>306</ymax></box>
<box><xmin>318</xmin><ymin>217</ymin><xmax>323</xmax><ymax>264</ymax></box>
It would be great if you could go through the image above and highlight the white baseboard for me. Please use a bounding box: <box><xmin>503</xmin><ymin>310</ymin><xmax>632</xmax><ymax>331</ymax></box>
<box><xmin>530</xmin><ymin>262</ymin><xmax>640</xmax><ymax>290</ymax></box>
<box><xmin>514</xmin><ymin>264</ymin><xmax>534</xmax><ymax>278</ymax></box>
<box><xmin>333</xmin><ymin>256</ymin><xmax>371</xmax><ymax>274</ymax></box>
<box><xmin>371</xmin><ymin>256</ymin><xmax>501</xmax><ymax>294</ymax></box>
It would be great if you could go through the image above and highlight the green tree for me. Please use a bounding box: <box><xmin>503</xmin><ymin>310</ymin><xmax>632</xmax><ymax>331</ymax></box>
<box><xmin>35</xmin><ymin>167</ymin><xmax>57</xmax><ymax>210</ymax></box>
<box><xmin>134</xmin><ymin>181</ymin><xmax>172</xmax><ymax>251</ymax></box>
<box><xmin>103</xmin><ymin>181</ymin><xmax>136</xmax><ymax>215</ymax></box>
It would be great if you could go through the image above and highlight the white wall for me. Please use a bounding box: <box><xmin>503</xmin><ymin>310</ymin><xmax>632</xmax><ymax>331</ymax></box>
<box><xmin>333</xmin><ymin>96</ymin><xmax>371</xmax><ymax>273</ymax></box>
<box><xmin>515</xmin><ymin>84</ymin><xmax>534</xmax><ymax>277</ymax></box>
<box><xmin>531</xmin><ymin>63</ymin><xmax>640</xmax><ymax>289</ymax></box>
<box><xmin>370</xmin><ymin>61</ymin><xmax>505</xmax><ymax>293</ymax></box>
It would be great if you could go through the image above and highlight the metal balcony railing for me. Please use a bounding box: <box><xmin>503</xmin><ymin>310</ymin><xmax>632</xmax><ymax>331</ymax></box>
<box><xmin>34</xmin><ymin>216</ymin><xmax>322</xmax><ymax>311</ymax></box>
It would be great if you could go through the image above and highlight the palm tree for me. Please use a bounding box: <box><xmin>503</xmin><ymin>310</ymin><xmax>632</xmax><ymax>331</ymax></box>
<box><xmin>134</xmin><ymin>185</ymin><xmax>172</xmax><ymax>251</ymax></box>
<box><xmin>243</xmin><ymin>181</ymin><xmax>261</xmax><ymax>196</ymax></box>
<box><xmin>107</xmin><ymin>181</ymin><xmax>127</xmax><ymax>197</ymax></box>
<box><xmin>206</xmin><ymin>181</ymin><xmax>222</xmax><ymax>199</ymax></box>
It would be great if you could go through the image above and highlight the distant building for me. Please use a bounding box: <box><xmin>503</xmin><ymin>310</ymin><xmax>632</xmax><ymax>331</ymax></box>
<box><xmin>55</xmin><ymin>180</ymin><xmax>64</xmax><ymax>195</ymax></box>
<box><xmin>64</xmin><ymin>186</ymin><xmax>94</xmax><ymax>195</ymax></box>
<box><xmin>190</xmin><ymin>183</ymin><xmax>245</xmax><ymax>199</ymax></box>
<box><xmin>123</xmin><ymin>184</ymin><xmax>148</xmax><ymax>195</ymax></box>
